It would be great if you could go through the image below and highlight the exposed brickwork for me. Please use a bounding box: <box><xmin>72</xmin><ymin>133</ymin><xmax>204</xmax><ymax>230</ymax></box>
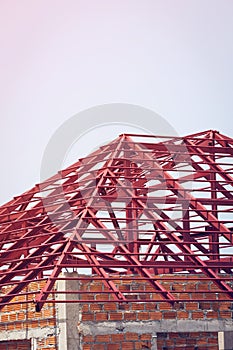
<box><xmin>1</xmin><ymin>274</ymin><xmax>233</xmax><ymax>349</ymax></box>
<box><xmin>37</xmin><ymin>336</ymin><xmax>57</xmax><ymax>349</ymax></box>
<box><xmin>82</xmin><ymin>333</ymin><xmax>152</xmax><ymax>350</ymax></box>
<box><xmin>78</xmin><ymin>275</ymin><xmax>232</xmax><ymax>349</ymax></box>
<box><xmin>0</xmin><ymin>281</ymin><xmax>57</xmax><ymax>350</ymax></box>
<box><xmin>79</xmin><ymin>275</ymin><xmax>233</xmax><ymax>323</ymax></box>
<box><xmin>157</xmin><ymin>331</ymin><xmax>218</xmax><ymax>350</ymax></box>
<box><xmin>0</xmin><ymin>340</ymin><xmax>30</xmax><ymax>350</ymax></box>
<box><xmin>81</xmin><ymin>332</ymin><xmax>219</xmax><ymax>350</ymax></box>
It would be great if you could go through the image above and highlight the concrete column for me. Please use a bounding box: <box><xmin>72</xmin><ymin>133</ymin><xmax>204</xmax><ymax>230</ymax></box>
<box><xmin>218</xmin><ymin>331</ymin><xmax>233</xmax><ymax>350</ymax></box>
<box><xmin>56</xmin><ymin>277</ymin><xmax>68</xmax><ymax>350</ymax></box>
<box><xmin>31</xmin><ymin>338</ymin><xmax>37</xmax><ymax>350</ymax></box>
<box><xmin>56</xmin><ymin>272</ymin><xmax>81</xmax><ymax>350</ymax></box>
<box><xmin>151</xmin><ymin>334</ymin><xmax>158</xmax><ymax>350</ymax></box>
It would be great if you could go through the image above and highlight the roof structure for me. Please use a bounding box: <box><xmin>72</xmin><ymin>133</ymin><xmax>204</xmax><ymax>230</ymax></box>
<box><xmin>0</xmin><ymin>130</ymin><xmax>233</xmax><ymax>311</ymax></box>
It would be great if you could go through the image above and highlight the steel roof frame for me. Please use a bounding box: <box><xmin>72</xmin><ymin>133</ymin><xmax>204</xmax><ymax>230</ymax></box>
<box><xmin>0</xmin><ymin>130</ymin><xmax>233</xmax><ymax>311</ymax></box>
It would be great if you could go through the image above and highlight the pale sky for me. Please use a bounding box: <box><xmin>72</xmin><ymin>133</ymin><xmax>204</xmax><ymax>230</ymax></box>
<box><xmin>1</xmin><ymin>0</ymin><xmax>233</xmax><ymax>204</ymax></box>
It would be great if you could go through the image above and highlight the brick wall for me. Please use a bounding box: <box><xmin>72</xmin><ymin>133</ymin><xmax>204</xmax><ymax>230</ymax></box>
<box><xmin>0</xmin><ymin>340</ymin><xmax>31</xmax><ymax>350</ymax></box>
<box><xmin>75</xmin><ymin>274</ymin><xmax>233</xmax><ymax>350</ymax></box>
<box><xmin>82</xmin><ymin>333</ymin><xmax>152</xmax><ymax>350</ymax></box>
<box><xmin>1</xmin><ymin>274</ymin><xmax>233</xmax><ymax>349</ymax></box>
<box><xmin>0</xmin><ymin>281</ymin><xmax>57</xmax><ymax>350</ymax></box>
<box><xmin>81</xmin><ymin>332</ymin><xmax>219</xmax><ymax>350</ymax></box>
<box><xmin>157</xmin><ymin>332</ymin><xmax>218</xmax><ymax>350</ymax></box>
<box><xmin>78</xmin><ymin>275</ymin><xmax>232</xmax><ymax>323</ymax></box>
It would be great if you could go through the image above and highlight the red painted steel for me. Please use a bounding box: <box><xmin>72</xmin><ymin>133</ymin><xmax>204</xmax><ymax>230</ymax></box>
<box><xmin>0</xmin><ymin>130</ymin><xmax>233</xmax><ymax>310</ymax></box>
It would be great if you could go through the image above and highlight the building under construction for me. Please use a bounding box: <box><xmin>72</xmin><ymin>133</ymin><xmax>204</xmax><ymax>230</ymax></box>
<box><xmin>0</xmin><ymin>129</ymin><xmax>233</xmax><ymax>349</ymax></box>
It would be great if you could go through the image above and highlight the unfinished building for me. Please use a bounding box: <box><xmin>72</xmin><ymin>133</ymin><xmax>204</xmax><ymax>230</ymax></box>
<box><xmin>0</xmin><ymin>130</ymin><xmax>233</xmax><ymax>349</ymax></box>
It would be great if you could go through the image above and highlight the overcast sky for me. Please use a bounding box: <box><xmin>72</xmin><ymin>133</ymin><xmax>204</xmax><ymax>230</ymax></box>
<box><xmin>1</xmin><ymin>0</ymin><xmax>233</xmax><ymax>205</ymax></box>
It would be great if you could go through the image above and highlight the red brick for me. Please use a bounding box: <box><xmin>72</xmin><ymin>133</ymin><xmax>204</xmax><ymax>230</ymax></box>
<box><xmin>104</xmin><ymin>303</ymin><xmax>117</xmax><ymax>311</ymax></box>
<box><xmin>17</xmin><ymin>312</ymin><xmax>26</xmax><ymax>321</ymax></box>
<box><xmin>177</xmin><ymin>311</ymin><xmax>189</xmax><ymax>319</ymax></box>
<box><xmin>121</xmin><ymin>342</ymin><xmax>134</xmax><ymax>349</ymax></box>
<box><xmin>83</xmin><ymin>335</ymin><xmax>94</xmax><ymax>343</ymax></box>
<box><xmin>141</xmin><ymin>341</ymin><xmax>151</xmax><ymax>349</ymax></box>
<box><xmin>119</xmin><ymin>284</ymin><xmax>131</xmax><ymax>291</ymax></box>
<box><xmin>149</xmin><ymin>311</ymin><xmax>162</xmax><ymax>320</ymax></box>
<box><xmin>125</xmin><ymin>332</ymin><xmax>138</xmax><ymax>341</ymax></box>
<box><xmin>140</xmin><ymin>334</ymin><xmax>151</xmax><ymax>340</ymax></box>
<box><xmin>6</xmin><ymin>323</ymin><xmax>15</xmax><ymax>330</ymax></box>
<box><xmin>172</xmin><ymin>283</ymin><xmax>185</xmax><ymax>292</ymax></box>
<box><xmin>209</xmin><ymin>283</ymin><xmax>221</xmax><ymax>291</ymax></box>
<box><xmin>48</xmin><ymin>319</ymin><xmax>56</xmax><ymax>327</ymax></box>
<box><xmin>145</xmin><ymin>302</ymin><xmax>156</xmax><ymax>310</ymax></box>
<box><xmin>152</xmin><ymin>293</ymin><xmax>163</xmax><ymax>300</ymax></box>
<box><xmin>158</xmin><ymin>302</ymin><xmax>172</xmax><ymax>310</ymax></box>
<box><xmin>163</xmin><ymin>339</ymin><xmax>174</xmax><ymax>346</ymax></box>
<box><xmin>208</xmin><ymin>337</ymin><xmax>218</xmax><ymax>344</ymax></box>
<box><xmin>90</xmin><ymin>304</ymin><xmax>102</xmax><ymax>312</ymax></box>
<box><xmin>92</xmin><ymin>344</ymin><xmax>105</xmax><ymax>350</ymax></box>
<box><xmin>186</xmin><ymin>332</ymin><xmax>198</xmax><ymax>337</ymax></box>
<box><xmin>137</xmin><ymin>312</ymin><xmax>150</xmax><ymax>320</ymax></box>
<box><xmin>191</xmin><ymin>292</ymin><xmax>204</xmax><ymax>300</ymax></box>
<box><xmin>131</xmin><ymin>303</ymin><xmax>144</xmax><ymax>310</ymax></box>
<box><xmin>219</xmin><ymin>302</ymin><xmax>231</xmax><ymax>310</ymax></box>
<box><xmin>107</xmin><ymin>344</ymin><xmax>120</xmax><ymax>350</ymax></box>
<box><xmin>83</xmin><ymin>345</ymin><xmax>91</xmax><ymax>350</ymax></box>
<box><xmin>185</xmin><ymin>283</ymin><xmax>197</xmax><ymax>291</ymax></box>
<box><xmin>45</xmin><ymin>336</ymin><xmax>56</xmax><ymax>345</ymax></box>
<box><xmin>219</xmin><ymin>310</ymin><xmax>231</xmax><ymax>318</ymax></box>
<box><xmin>178</xmin><ymin>293</ymin><xmax>190</xmax><ymax>299</ymax></box>
<box><xmin>138</xmin><ymin>294</ymin><xmax>151</xmax><ymax>301</ymax></box>
<box><xmin>145</xmin><ymin>284</ymin><xmax>156</xmax><ymax>291</ymax></box>
<box><xmin>111</xmin><ymin>334</ymin><xmax>124</xmax><ymax>342</ymax></box>
<box><xmin>163</xmin><ymin>311</ymin><xmax>176</xmax><ymax>319</ymax></box>
<box><xmin>124</xmin><ymin>312</ymin><xmax>137</xmax><ymax>321</ymax></box>
<box><xmin>42</xmin><ymin>309</ymin><xmax>53</xmax><ymax>318</ymax></box>
<box><xmin>109</xmin><ymin>312</ymin><xmax>123</xmax><ymax>321</ymax></box>
<box><xmin>204</xmin><ymin>292</ymin><xmax>217</xmax><ymax>300</ymax></box>
<box><xmin>1</xmin><ymin>315</ymin><xmax>9</xmax><ymax>322</ymax></box>
<box><xmin>95</xmin><ymin>334</ymin><xmax>111</xmax><ymax>342</ymax></box>
<box><xmin>14</xmin><ymin>322</ymin><xmax>24</xmax><ymax>330</ymax></box>
<box><xmin>187</xmin><ymin>338</ymin><xmax>197</xmax><ymax>345</ymax></box>
<box><xmin>118</xmin><ymin>303</ymin><xmax>130</xmax><ymax>311</ymax></box>
<box><xmin>174</xmin><ymin>338</ymin><xmax>186</xmax><ymax>345</ymax></box>
<box><xmin>82</xmin><ymin>304</ymin><xmax>89</xmax><ymax>312</ymax></box>
<box><xmin>197</xmin><ymin>282</ymin><xmax>209</xmax><ymax>291</ymax></box>
<box><xmin>206</xmin><ymin>311</ymin><xmax>218</xmax><ymax>319</ymax></box>
<box><xmin>95</xmin><ymin>294</ymin><xmax>109</xmax><ymax>301</ymax></box>
<box><xmin>125</xmin><ymin>295</ymin><xmax>136</xmax><ymax>301</ymax></box>
<box><xmin>82</xmin><ymin>313</ymin><xmax>95</xmax><ymax>321</ymax></box>
<box><xmin>95</xmin><ymin>312</ymin><xmax>108</xmax><ymax>321</ymax></box>
<box><xmin>9</xmin><ymin>314</ymin><xmax>16</xmax><ymax>321</ymax></box>
<box><xmin>90</xmin><ymin>285</ymin><xmax>102</xmax><ymax>292</ymax></box>
<box><xmin>31</xmin><ymin>320</ymin><xmax>40</xmax><ymax>328</ymax></box>
<box><xmin>199</xmin><ymin>302</ymin><xmax>212</xmax><ymax>310</ymax></box>
<box><xmin>40</xmin><ymin>319</ymin><xmax>48</xmax><ymax>327</ymax></box>
<box><xmin>191</xmin><ymin>311</ymin><xmax>204</xmax><ymax>319</ymax></box>
<box><xmin>197</xmin><ymin>337</ymin><xmax>210</xmax><ymax>345</ymax></box>
<box><xmin>80</xmin><ymin>293</ymin><xmax>95</xmax><ymax>300</ymax></box>
<box><xmin>185</xmin><ymin>302</ymin><xmax>199</xmax><ymax>311</ymax></box>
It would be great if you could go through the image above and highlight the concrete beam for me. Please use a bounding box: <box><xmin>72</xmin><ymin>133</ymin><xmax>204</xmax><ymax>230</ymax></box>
<box><xmin>79</xmin><ymin>319</ymin><xmax>233</xmax><ymax>336</ymax></box>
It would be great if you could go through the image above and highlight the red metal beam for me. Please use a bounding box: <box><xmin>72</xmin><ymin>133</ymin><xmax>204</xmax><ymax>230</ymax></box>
<box><xmin>0</xmin><ymin>130</ymin><xmax>232</xmax><ymax>309</ymax></box>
